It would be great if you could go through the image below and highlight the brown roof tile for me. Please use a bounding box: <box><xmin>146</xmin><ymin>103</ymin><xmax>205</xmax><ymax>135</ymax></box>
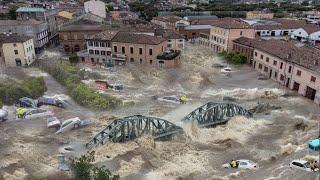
<box><xmin>87</xmin><ymin>31</ymin><xmax>119</xmax><ymax>41</ymax></box>
<box><xmin>0</xmin><ymin>34</ymin><xmax>32</xmax><ymax>43</ymax></box>
<box><xmin>209</xmin><ymin>18</ymin><xmax>252</xmax><ymax>29</ymax></box>
<box><xmin>112</xmin><ymin>32</ymin><xmax>166</xmax><ymax>45</ymax></box>
<box><xmin>153</xmin><ymin>16</ymin><xmax>182</xmax><ymax>23</ymax></box>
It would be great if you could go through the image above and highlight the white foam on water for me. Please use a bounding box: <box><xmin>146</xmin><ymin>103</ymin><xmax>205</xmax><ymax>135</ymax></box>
<box><xmin>202</xmin><ymin>88</ymin><xmax>285</xmax><ymax>100</ymax></box>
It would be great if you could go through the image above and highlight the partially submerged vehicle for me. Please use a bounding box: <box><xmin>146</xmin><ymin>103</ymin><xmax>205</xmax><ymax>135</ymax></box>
<box><xmin>23</xmin><ymin>108</ymin><xmax>53</xmax><ymax>120</ymax></box>
<box><xmin>47</xmin><ymin>117</ymin><xmax>61</xmax><ymax>129</ymax></box>
<box><xmin>212</xmin><ymin>63</ymin><xmax>226</xmax><ymax>68</ymax></box>
<box><xmin>15</xmin><ymin>97</ymin><xmax>37</xmax><ymax>108</ymax></box>
<box><xmin>37</xmin><ymin>97</ymin><xmax>65</xmax><ymax>108</ymax></box>
<box><xmin>223</xmin><ymin>160</ymin><xmax>259</xmax><ymax>170</ymax></box>
<box><xmin>289</xmin><ymin>159</ymin><xmax>319</xmax><ymax>172</ymax></box>
<box><xmin>220</xmin><ymin>67</ymin><xmax>232</xmax><ymax>76</ymax></box>
<box><xmin>157</xmin><ymin>96</ymin><xmax>181</xmax><ymax>104</ymax></box>
<box><xmin>0</xmin><ymin>109</ymin><xmax>8</xmax><ymax>122</ymax></box>
<box><xmin>308</xmin><ymin>138</ymin><xmax>320</xmax><ymax>152</ymax></box>
<box><xmin>55</xmin><ymin>117</ymin><xmax>91</xmax><ymax>134</ymax></box>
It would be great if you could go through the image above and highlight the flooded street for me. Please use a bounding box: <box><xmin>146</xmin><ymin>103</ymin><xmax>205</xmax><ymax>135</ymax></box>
<box><xmin>0</xmin><ymin>44</ymin><xmax>319</xmax><ymax>180</ymax></box>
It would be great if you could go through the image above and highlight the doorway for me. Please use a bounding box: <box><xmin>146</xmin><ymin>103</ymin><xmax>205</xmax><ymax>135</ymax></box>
<box><xmin>305</xmin><ymin>86</ymin><xmax>316</xmax><ymax>100</ymax></box>
<box><xmin>269</xmin><ymin>69</ymin><xmax>272</xmax><ymax>78</ymax></box>
<box><xmin>293</xmin><ymin>82</ymin><xmax>300</xmax><ymax>91</ymax></box>
<box><xmin>286</xmin><ymin>78</ymin><xmax>290</xmax><ymax>87</ymax></box>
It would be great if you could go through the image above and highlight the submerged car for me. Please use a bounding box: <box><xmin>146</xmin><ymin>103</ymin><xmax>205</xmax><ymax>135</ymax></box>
<box><xmin>0</xmin><ymin>109</ymin><xmax>8</xmax><ymax>122</ymax></box>
<box><xmin>47</xmin><ymin>117</ymin><xmax>61</xmax><ymax>129</ymax></box>
<box><xmin>15</xmin><ymin>97</ymin><xmax>37</xmax><ymax>108</ymax></box>
<box><xmin>37</xmin><ymin>97</ymin><xmax>65</xmax><ymax>108</ymax></box>
<box><xmin>289</xmin><ymin>159</ymin><xmax>319</xmax><ymax>172</ymax></box>
<box><xmin>220</xmin><ymin>67</ymin><xmax>232</xmax><ymax>76</ymax></box>
<box><xmin>157</xmin><ymin>96</ymin><xmax>181</xmax><ymax>104</ymax></box>
<box><xmin>308</xmin><ymin>138</ymin><xmax>320</xmax><ymax>152</ymax></box>
<box><xmin>24</xmin><ymin>108</ymin><xmax>53</xmax><ymax>119</ymax></box>
<box><xmin>55</xmin><ymin>117</ymin><xmax>91</xmax><ymax>134</ymax></box>
<box><xmin>223</xmin><ymin>160</ymin><xmax>259</xmax><ymax>169</ymax></box>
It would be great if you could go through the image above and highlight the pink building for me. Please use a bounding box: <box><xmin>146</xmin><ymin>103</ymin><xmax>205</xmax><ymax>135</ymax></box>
<box><xmin>252</xmin><ymin>39</ymin><xmax>320</xmax><ymax>105</ymax></box>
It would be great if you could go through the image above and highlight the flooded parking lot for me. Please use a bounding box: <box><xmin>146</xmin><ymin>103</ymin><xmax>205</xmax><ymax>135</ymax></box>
<box><xmin>0</xmin><ymin>44</ymin><xmax>319</xmax><ymax>180</ymax></box>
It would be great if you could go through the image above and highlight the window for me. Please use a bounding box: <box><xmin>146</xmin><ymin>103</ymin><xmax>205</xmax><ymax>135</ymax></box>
<box><xmin>273</xmin><ymin>60</ymin><xmax>277</xmax><ymax>66</ymax></box>
<box><xmin>260</xmin><ymin>54</ymin><xmax>264</xmax><ymax>60</ymax></box>
<box><xmin>240</xmin><ymin>31</ymin><xmax>243</xmax><ymax>35</ymax></box>
<box><xmin>258</xmin><ymin>63</ymin><xmax>262</xmax><ymax>69</ymax></box>
<box><xmin>107</xmin><ymin>51</ymin><xmax>111</xmax><ymax>56</ymax></box>
<box><xmin>140</xmin><ymin>59</ymin><xmax>143</xmax><ymax>64</ymax></box>
<box><xmin>255</xmin><ymin>52</ymin><xmax>257</xmax><ymax>57</ymax></box>
<box><xmin>122</xmin><ymin>47</ymin><xmax>125</xmax><ymax>53</ymax></box>
<box><xmin>280</xmin><ymin>74</ymin><xmax>284</xmax><ymax>81</ymax></box>
<box><xmin>139</xmin><ymin>48</ymin><xmax>142</xmax><ymax>55</ymax></box>
<box><xmin>130</xmin><ymin>47</ymin><xmax>133</xmax><ymax>54</ymax></box>
<box><xmin>296</xmin><ymin>70</ymin><xmax>301</xmax><ymax>76</ymax></box>
<box><xmin>88</xmin><ymin>41</ymin><xmax>93</xmax><ymax>46</ymax></box>
<box><xmin>264</xmin><ymin>66</ymin><xmax>268</xmax><ymax>72</ymax></box>
<box><xmin>280</xmin><ymin>62</ymin><xmax>283</xmax><ymax>69</ymax></box>
<box><xmin>114</xmin><ymin>46</ymin><xmax>117</xmax><ymax>53</ymax></box>
<box><xmin>101</xmin><ymin>42</ymin><xmax>106</xmax><ymax>47</ymax></box>
<box><xmin>150</xmin><ymin>60</ymin><xmax>152</xmax><ymax>64</ymax></box>
<box><xmin>149</xmin><ymin>49</ymin><xmax>152</xmax><ymax>55</ymax></box>
<box><xmin>14</xmin><ymin>50</ymin><xmax>18</xmax><ymax>54</ymax></box>
<box><xmin>94</xmin><ymin>42</ymin><xmax>99</xmax><ymax>47</ymax></box>
<box><xmin>89</xmin><ymin>50</ymin><xmax>94</xmax><ymax>54</ymax></box>
<box><xmin>168</xmin><ymin>44</ymin><xmax>172</xmax><ymax>48</ymax></box>
<box><xmin>95</xmin><ymin>50</ymin><xmax>99</xmax><ymax>55</ymax></box>
<box><xmin>292</xmin><ymin>162</ymin><xmax>304</xmax><ymax>168</ymax></box>
<box><xmin>266</xmin><ymin>57</ymin><xmax>269</xmax><ymax>62</ymax></box>
<box><xmin>274</xmin><ymin>72</ymin><xmax>278</xmax><ymax>78</ymax></box>
<box><xmin>101</xmin><ymin>51</ymin><xmax>106</xmax><ymax>55</ymax></box>
<box><xmin>130</xmin><ymin>58</ymin><xmax>134</xmax><ymax>62</ymax></box>
<box><xmin>288</xmin><ymin>66</ymin><xmax>292</xmax><ymax>73</ymax></box>
<box><xmin>311</xmin><ymin>76</ymin><xmax>316</xmax><ymax>82</ymax></box>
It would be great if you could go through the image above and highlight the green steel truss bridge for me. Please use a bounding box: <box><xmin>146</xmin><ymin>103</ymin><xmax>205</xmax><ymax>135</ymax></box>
<box><xmin>86</xmin><ymin>102</ymin><xmax>252</xmax><ymax>148</ymax></box>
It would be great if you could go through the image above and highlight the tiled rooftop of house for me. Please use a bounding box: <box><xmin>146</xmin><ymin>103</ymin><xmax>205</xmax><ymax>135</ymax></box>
<box><xmin>234</xmin><ymin>37</ymin><xmax>320</xmax><ymax>73</ymax></box>
<box><xmin>0</xmin><ymin>34</ymin><xmax>32</xmax><ymax>43</ymax></box>
<box><xmin>302</xmin><ymin>24</ymin><xmax>320</xmax><ymax>34</ymax></box>
<box><xmin>154</xmin><ymin>29</ymin><xmax>184</xmax><ymax>39</ymax></box>
<box><xmin>209</xmin><ymin>18</ymin><xmax>252</xmax><ymax>29</ymax></box>
<box><xmin>0</xmin><ymin>19</ymin><xmax>44</xmax><ymax>26</ymax></box>
<box><xmin>59</xmin><ymin>19</ymin><xmax>103</xmax><ymax>31</ymax></box>
<box><xmin>112</xmin><ymin>32</ymin><xmax>166</xmax><ymax>45</ymax></box>
<box><xmin>252</xmin><ymin>19</ymin><xmax>308</xmax><ymax>30</ymax></box>
<box><xmin>86</xmin><ymin>31</ymin><xmax>119</xmax><ymax>41</ymax></box>
<box><xmin>153</xmin><ymin>16</ymin><xmax>182</xmax><ymax>23</ymax></box>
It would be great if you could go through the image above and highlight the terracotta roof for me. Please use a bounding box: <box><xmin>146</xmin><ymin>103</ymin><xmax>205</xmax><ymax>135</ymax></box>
<box><xmin>153</xmin><ymin>16</ymin><xmax>182</xmax><ymax>23</ymax></box>
<box><xmin>0</xmin><ymin>34</ymin><xmax>32</xmax><ymax>43</ymax></box>
<box><xmin>254</xmin><ymin>19</ymin><xmax>307</xmax><ymax>30</ymax></box>
<box><xmin>209</xmin><ymin>18</ymin><xmax>252</xmax><ymax>29</ymax></box>
<box><xmin>112</xmin><ymin>32</ymin><xmax>166</xmax><ymax>45</ymax></box>
<box><xmin>0</xmin><ymin>19</ymin><xmax>45</xmax><ymax>26</ymax></box>
<box><xmin>59</xmin><ymin>20</ymin><xmax>103</xmax><ymax>31</ymax></box>
<box><xmin>154</xmin><ymin>29</ymin><xmax>184</xmax><ymax>39</ymax></box>
<box><xmin>302</xmin><ymin>24</ymin><xmax>320</xmax><ymax>34</ymax></box>
<box><xmin>234</xmin><ymin>37</ymin><xmax>320</xmax><ymax>73</ymax></box>
<box><xmin>86</xmin><ymin>31</ymin><xmax>119</xmax><ymax>41</ymax></box>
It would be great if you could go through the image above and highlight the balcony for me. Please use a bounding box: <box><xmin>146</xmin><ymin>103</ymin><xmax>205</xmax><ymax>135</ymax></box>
<box><xmin>112</xmin><ymin>53</ymin><xmax>126</xmax><ymax>61</ymax></box>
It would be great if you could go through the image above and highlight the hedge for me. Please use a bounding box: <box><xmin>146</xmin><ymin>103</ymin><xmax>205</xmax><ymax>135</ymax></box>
<box><xmin>0</xmin><ymin>77</ymin><xmax>47</xmax><ymax>105</ymax></box>
<box><xmin>39</xmin><ymin>61</ymin><xmax>122</xmax><ymax>110</ymax></box>
<box><xmin>219</xmin><ymin>51</ymin><xmax>247</xmax><ymax>64</ymax></box>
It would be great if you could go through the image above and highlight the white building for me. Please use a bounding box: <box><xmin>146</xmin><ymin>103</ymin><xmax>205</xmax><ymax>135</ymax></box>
<box><xmin>84</xmin><ymin>0</ymin><xmax>106</xmax><ymax>19</ymax></box>
<box><xmin>291</xmin><ymin>25</ymin><xmax>320</xmax><ymax>44</ymax></box>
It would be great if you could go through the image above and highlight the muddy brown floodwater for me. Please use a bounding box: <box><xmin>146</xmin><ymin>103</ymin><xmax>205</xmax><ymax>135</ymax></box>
<box><xmin>0</xmin><ymin>44</ymin><xmax>319</xmax><ymax>180</ymax></box>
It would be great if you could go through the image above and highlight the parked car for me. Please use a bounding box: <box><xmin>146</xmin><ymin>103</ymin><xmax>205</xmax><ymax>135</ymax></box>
<box><xmin>223</xmin><ymin>160</ymin><xmax>259</xmax><ymax>169</ymax></box>
<box><xmin>0</xmin><ymin>109</ymin><xmax>8</xmax><ymax>122</ymax></box>
<box><xmin>289</xmin><ymin>159</ymin><xmax>318</xmax><ymax>172</ymax></box>
<box><xmin>55</xmin><ymin>117</ymin><xmax>91</xmax><ymax>134</ymax></box>
<box><xmin>157</xmin><ymin>96</ymin><xmax>181</xmax><ymax>104</ymax></box>
<box><xmin>37</xmin><ymin>97</ymin><xmax>65</xmax><ymax>108</ymax></box>
<box><xmin>47</xmin><ymin>117</ymin><xmax>61</xmax><ymax>129</ymax></box>
<box><xmin>15</xmin><ymin>97</ymin><xmax>37</xmax><ymax>108</ymax></box>
<box><xmin>24</xmin><ymin>108</ymin><xmax>53</xmax><ymax>119</ymax></box>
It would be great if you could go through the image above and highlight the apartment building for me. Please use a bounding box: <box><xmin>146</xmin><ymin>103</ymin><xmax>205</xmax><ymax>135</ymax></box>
<box><xmin>0</xmin><ymin>34</ymin><xmax>36</xmax><ymax>67</ymax></box>
<box><xmin>59</xmin><ymin>20</ymin><xmax>104</xmax><ymax>53</ymax></box>
<box><xmin>252</xmin><ymin>39</ymin><xmax>320</xmax><ymax>105</ymax></box>
<box><xmin>84</xmin><ymin>0</ymin><xmax>106</xmax><ymax>19</ymax></box>
<box><xmin>16</xmin><ymin>7</ymin><xmax>60</xmax><ymax>46</ymax></box>
<box><xmin>0</xmin><ymin>20</ymin><xmax>48</xmax><ymax>53</ymax></box>
<box><xmin>111</xmin><ymin>32</ymin><xmax>169</xmax><ymax>67</ymax></box>
<box><xmin>155</xmin><ymin>29</ymin><xmax>185</xmax><ymax>51</ymax></box>
<box><xmin>209</xmin><ymin>18</ymin><xmax>255</xmax><ymax>53</ymax></box>
<box><xmin>85</xmin><ymin>31</ymin><xmax>118</xmax><ymax>65</ymax></box>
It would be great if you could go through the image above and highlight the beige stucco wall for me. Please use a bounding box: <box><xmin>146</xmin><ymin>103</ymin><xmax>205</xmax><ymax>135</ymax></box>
<box><xmin>167</xmin><ymin>39</ymin><xmax>184</xmax><ymax>51</ymax></box>
<box><xmin>227</xmin><ymin>29</ymin><xmax>255</xmax><ymax>51</ymax></box>
<box><xmin>2</xmin><ymin>39</ymin><xmax>35</xmax><ymax>67</ymax></box>
<box><xmin>246</xmin><ymin>12</ymin><xmax>274</xmax><ymax>19</ymax></box>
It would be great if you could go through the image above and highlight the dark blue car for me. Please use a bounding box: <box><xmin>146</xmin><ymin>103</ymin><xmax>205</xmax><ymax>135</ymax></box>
<box><xmin>37</xmin><ymin>97</ymin><xmax>65</xmax><ymax>108</ymax></box>
<box><xmin>15</xmin><ymin>97</ymin><xmax>37</xmax><ymax>108</ymax></box>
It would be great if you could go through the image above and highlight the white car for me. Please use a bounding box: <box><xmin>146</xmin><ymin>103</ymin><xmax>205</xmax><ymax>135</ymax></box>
<box><xmin>220</xmin><ymin>67</ymin><xmax>232</xmax><ymax>75</ymax></box>
<box><xmin>157</xmin><ymin>96</ymin><xmax>181</xmax><ymax>104</ymax></box>
<box><xmin>47</xmin><ymin>117</ymin><xmax>61</xmax><ymax>129</ymax></box>
<box><xmin>55</xmin><ymin>117</ymin><xmax>91</xmax><ymax>134</ymax></box>
<box><xmin>289</xmin><ymin>159</ymin><xmax>319</xmax><ymax>172</ymax></box>
<box><xmin>24</xmin><ymin>108</ymin><xmax>53</xmax><ymax>119</ymax></box>
<box><xmin>223</xmin><ymin>159</ymin><xmax>259</xmax><ymax>169</ymax></box>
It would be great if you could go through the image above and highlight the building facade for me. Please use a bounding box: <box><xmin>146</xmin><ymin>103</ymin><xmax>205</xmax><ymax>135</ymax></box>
<box><xmin>84</xmin><ymin>0</ymin><xmax>106</xmax><ymax>19</ymax></box>
<box><xmin>0</xmin><ymin>34</ymin><xmax>36</xmax><ymax>67</ymax></box>
<box><xmin>151</xmin><ymin>16</ymin><xmax>182</xmax><ymax>30</ymax></box>
<box><xmin>0</xmin><ymin>20</ymin><xmax>48</xmax><ymax>53</ymax></box>
<box><xmin>291</xmin><ymin>25</ymin><xmax>320</xmax><ymax>45</ymax></box>
<box><xmin>252</xmin><ymin>39</ymin><xmax>320</xmax><ymax>105</ymax></box>
<box><xmin>111</xmin><ymin>32</ymin><xmax>169</xmax><ymax>67</ymax></box>
<box><xmin>209</xmin><ymin>19</ymin><xmax>255</xmax><ymax>53</ymax></box>
<box><xmin>155</xmin><ymin>29</ymin><xmax>185</xmax><ymax>51</ymax></box>
<box><xmin>246</xmin><ymin>11</ymin><xmax>274</xmax><ymax>19</ymax></box>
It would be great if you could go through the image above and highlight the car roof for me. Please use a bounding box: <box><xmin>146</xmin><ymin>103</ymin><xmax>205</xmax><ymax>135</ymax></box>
<box><xmin>309</xmin><ymin>138</ymin><xmax>320</xmax><ymax>147</ymax></box>
<box><xmin>292</xmin><ymin>159</ymin><xmax>308</xmax><ymax>164</ymax></box>
<box><xmin>237</xmin><ymin>159</ymin><xmax>254</xmax><ymax>163</ymax></box>
<box><xmin>62</xmin><ymin>117</ymin><xmax>80</xmax><ymax>124</ymax></box>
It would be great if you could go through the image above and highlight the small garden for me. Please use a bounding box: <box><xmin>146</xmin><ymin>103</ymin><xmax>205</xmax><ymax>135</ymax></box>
<box><xmin>219</xmin><ymin>51</ymin><xmax>247</xmax><ymax>65</ymax></box>
<box><xmin>0</xmin><ymin>77</ymin><xmax>47</xmax><ymax>107</ymax></box>
<box><xmin>36</xmin><ymin>60</ymin><xmax>122</xmax><ymax>110</ymax></box>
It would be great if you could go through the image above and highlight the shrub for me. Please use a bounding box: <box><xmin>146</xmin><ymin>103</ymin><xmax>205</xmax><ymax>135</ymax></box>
<box><xmin>71</xmin><ymin>151</ymin><xmax>119</xmax><ymax>180</ymax></box>
<box><xmin>220</xmin><ymin>51</ymin><xmax>247</xmax><ymax>65</ymax></box>
<box><xmin>69</xmin><ymin>53</ymin><xmax>79</xmax><ymax>65</ymax></box>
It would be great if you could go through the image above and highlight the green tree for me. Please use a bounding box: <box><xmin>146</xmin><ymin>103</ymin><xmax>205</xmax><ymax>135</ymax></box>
<box><xmin>71</xmin><ymin>151</ymin><xmax>119</xmax><ymax>180</ymax></box>
<box><xmin>69</xmin><ymin>53</ymin><xmax>79</xmax><ymax>65</ymax></box>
